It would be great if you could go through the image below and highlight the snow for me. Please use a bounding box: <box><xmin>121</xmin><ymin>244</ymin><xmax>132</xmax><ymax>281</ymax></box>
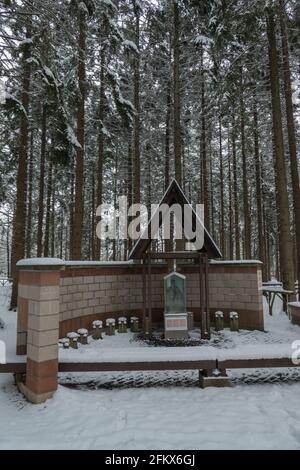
<box><xmin>78</xmin><ymin>2</ymin><xmax>89</xmax><ymax>15</ymax></box>
<box><xmin>60</xmin><ymin>345</ymin><xmax>218</xmax><ymax>363</ymax></box>
<box><xmin>43</xmin><ymin>65</ymin><xmax>55</xmax><ymax>81</ymax></box>
<box><xmin>18</xmin><ymin>38</ymin><xmax>33</xmax><ymax>46</ymax></box>
<box><xmin>67</xmin><ymin>332</ymin><xmax>79</xmax><ymax>340</ymax></box>
<box><xmin>2</xmin><ymin>285</ymin><xmax>300</xmax><ymax>449</ymax></box>
<box><xmin>289</xmin><ymin>302</ymin><xmax>300</xmax><ymax>308</ymax></box>
<box><xmin>229</xmin><ymin>312</ymin><xmax>238</xmax><ymax>319</ymax></box>
<box><xmin>215</xmin><ymin>311</ymin><xmax>223</xmax><ymax>318</ymax></box>
<box><xmin>59</xmin><ymin>338</ymin><xmax>69</xmax><ymax>345</ymax></box>
<box><xmin>58</xmin><ymin>341</ymin><xmax>295</xmax><ymax>364</ymax></box>
<box><xmin>17</xmin><ymin>258</ymin><xmax>64</xmax><ymax>267</ymax></box>
<box><xmin>0</xmin><ymin>284</ymin><xmax>24</xmax><ymax>364</ymax></box>
<box><xmin>16</xmin><ymin>259</ymin><xmax>135</xmax><ymax>268</ymax></box>
<box><xmin>195</xmin><ymin>35</ymin><xmax>213</xmax><ymax>45</ymax></box>
<box><xmin>210</xmin><ymin>259</ymin><xmax>262</xmax><ymax>265</ymax></box>
<box><xmin>65</xmin><ymin>260</ymin><xmax>133</xmax><ymax>266</ymax></box>
<box><xmin>101</xmin><ymin>0</ymin><xmax>118</xmax><ymax>10</ymax></box>
<box><xmin>261</xmin><ymin>286</ymin><xmax>293</xmax><ymax>293</ymax></box>
<box><xmin>77</xmin><ymin>329</ymin><xmax>88</xmax><ymax>335</ymax></box>
<box><xmin>123</xmin><ymin>40</ymin><xmax>139</xmax><ymax>54</ymax></box>
<box><xmin>67</xmin><ymin>126</ymin><xmax>81</xmax><ymax>149</ymax></box>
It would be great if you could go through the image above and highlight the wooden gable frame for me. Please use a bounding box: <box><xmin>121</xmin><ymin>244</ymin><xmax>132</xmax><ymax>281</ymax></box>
<box><xmin>128</xmin><ymin>179</ymin><xmax>222</xmax><ymax>260</ymax></box>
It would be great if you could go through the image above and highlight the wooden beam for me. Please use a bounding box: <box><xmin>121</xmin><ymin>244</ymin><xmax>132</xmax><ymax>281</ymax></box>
<box><xmin>57</xmin><ymin>357</ymin><xmax>300</xmax><ymax>373</ymax></box>
<box><xmin>217</xmin><ymin>357</ymin><xmax>298</xmax><ymax>369</ymax></box>
<box><xmin>2</xmin><ymin>358</ymin><xmax>299</xmax><ymax>375</ymax></box>
<box><xmin>0</xmin><ymin>363</ymin><xmax>26</xmax><ymax>373</ymax></box>
<box><xmin>58</xmin><ymin>360</ymin><xmax>217</xmax><ymax>372</ymax></box>
<box><xmin>149</xmin><ymin>251</ymin><xmax>200</xmax><ymax>259</ymax></box>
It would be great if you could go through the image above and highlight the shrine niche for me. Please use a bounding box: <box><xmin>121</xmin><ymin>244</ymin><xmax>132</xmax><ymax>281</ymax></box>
<box><xmin>128</xmin><ymin>179</ymin><xmax>222</xmax><ymax>340</ymax></box>
<box><xmin>164</xmin><ymin>272</ymin><xmax>188</xmax><ymax>339</ymax></box>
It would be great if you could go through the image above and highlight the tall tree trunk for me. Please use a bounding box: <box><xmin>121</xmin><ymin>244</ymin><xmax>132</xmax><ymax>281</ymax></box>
<box><xmin>36</xmin><ymin>27</ymin><xmax>48</xmax><ymax>258</ymax></box>
<box><xmin>231</xmin><ymin>116</ymin><xmax>240</xmax><ymax>259</ymax></box>
<box><xmin>240</xmin><ymin>68</ymin><xmax>251</xmax><ymax>258</ymax></box>
<box><xmin>59</xmin><ymin>210</ymin><xmax>63</xmax><ymax>259</ymax></box>
<box><xmin>146</xmin><ymin>144</ymin><xmax>151</xmax><ymax>214</ymax></box>
<box><xmin>69</xmin><ymin>165</ymin><xmax>74</xmax><ymax>260</ymax></box>
<box><xmin>173</xmin><ymin>0</ymin><xmax>182</xmax><ymax>184</ymax></box>
<box><xmin>133</xmin><ymin>2</ymin><xmax>141</xmax><ymax>204</ymax></box>
<box><xmin>36</xmin><ymin>105</ymin><xmax>47</xmax><ymax>257</ymax></box>
<box><xmin>263</xmin><ymin>201</ymin><xmax>271</xmax><ymax>280</ymax></box>
<box><xmin>210</xmin><ymin>148</ymin><xmax>214</xmax><ymax>238</ymax></box>
<box><xmin>44</xmin><ymin>161</ymin><xmax>53</xmax><ymax>258</ymax></box>
<box><xmin>6</xmin><ymin>224</ymin><xmax>10</xmax><ymax>279</ymax></box>
<box><xmin>95</xmin><ymin>49</ymin><xmax>105</xmax><ymax>260</ymax></box>
<box><xmin>253</xmin><ymin>94</ymin><xmax>266</xmax><ymax>278</ymax></box>
<box><xmin>279</xmin><ymin>0</ymin><xmax>300</xmax><ymax>285</ymax></box>
<box><xmin>200</xmin><ymin>46</ymin><xmax>210</xmax><ymax>232</ymax></box>
<box><xmin>126</xmin><ymin>134</ymin><xmax>133</xmax><ymax>256</ymax></box>
<box><xmin>26</xmin><ymin>128</ymin><xmax>33</xmax><ymax>257</ymax></box>
<box><xmin>112</xmin><ymin>151</ymin><xmax>118</xmax><ymax>261</ymax></box>
<box><xmin>50</xmin><ymin>171</ymin><xmax>55</xmax><ymax>257</ymax></box>
<box><xmin>72</xmin><ymin>11</ymin><xmax>86</xmax><ymax>259</ymax></box>
<box><xmin>91</xmin><ymin>167</ymin><xmax>95</xmax><ymax>260</ymax></box>
<box><xmin>266</xmin><ymin>8</ymin><xmax>295</xmax><ymax>290</ymax></box>
<box><xmin>219</xmin><ymin>116</ymin><xmax>225</xmax><ymax>255</ymax></box>
<box><xmin>10</xmin><ymin>20</ymin><xmax>32</xmax><ymax>308</ymax></box>
<box><xmin>165</xmin><ymin>79</ymin><xmax>171</xmax><ymax>190</ymax></box>
<box><xmin>228</xmin><ymin>130</ymin><xmax>234</xmax><ymax>260</ymax></box>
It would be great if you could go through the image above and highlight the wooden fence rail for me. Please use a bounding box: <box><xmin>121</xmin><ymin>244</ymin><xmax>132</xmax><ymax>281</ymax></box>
<box><xmin>1</xmin><ymin>357</ymin><xmax>299</xmax><ymax>374</ymax></box>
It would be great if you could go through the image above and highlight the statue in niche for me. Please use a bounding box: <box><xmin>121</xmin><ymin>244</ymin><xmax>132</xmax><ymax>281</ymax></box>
<box><xmin>164</xmin><ymin>272</ymin><xmax>186</xmax><ymax>314</ymax></box>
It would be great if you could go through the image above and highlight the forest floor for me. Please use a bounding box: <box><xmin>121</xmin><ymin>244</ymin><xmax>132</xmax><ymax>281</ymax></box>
<box><xmin>1</xmin><ymin>284</ymin><xmax>300</xmax><ymax>449</ymax></box>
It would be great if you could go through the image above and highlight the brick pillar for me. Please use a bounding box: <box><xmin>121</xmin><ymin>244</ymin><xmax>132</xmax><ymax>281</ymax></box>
<box><xmin>16</xmin><ymin>259</ymin><xmax>63</xmax><ymax>404</ymax></box>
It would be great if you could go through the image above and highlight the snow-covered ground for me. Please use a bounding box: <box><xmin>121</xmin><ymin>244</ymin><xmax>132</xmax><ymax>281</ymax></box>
<box><xmin>1</xmin><ymin>284</ymin><xmax>300</xmax><ymax>450</ymax></box>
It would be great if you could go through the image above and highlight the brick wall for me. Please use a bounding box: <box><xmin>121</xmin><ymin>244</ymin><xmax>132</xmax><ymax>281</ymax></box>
<box><xmin>16</xmin><ymin>258</ymin><xmax>263</xmax><ymax>403</ymax></box>
<box><xmin>58</xmin><ymin>261</ymin><xmax>264</xmax><ymax>333</ymax></box>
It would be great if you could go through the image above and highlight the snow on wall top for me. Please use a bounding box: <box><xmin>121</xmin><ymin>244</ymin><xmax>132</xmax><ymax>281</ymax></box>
<box><xmin>65</xmin><ymin>260</ymin><xmax>134</xmax><ymax>266</ymax></box>
<box><xmin>17</xmin><ymin>258</ymin><xmax>65</xmax><ymax>267</ymax></box>
<box><xmin>210</xmin><ymin>260</ymin><xmax>263</xmax><ymax>265</ymax></box>
<box><xmin>16</xmin><ymin>258</ymin><xmax>262</xmax><ymax>269</ymax></box>
<box><xmin>16</xmin><ymin>258</ymin><xmax>134</xmax><ymax>268</ymax></box>
<box><xmin>59</xmin><ymin>343</ymin><xmax>294</xmax><ymax>364</ymax></box>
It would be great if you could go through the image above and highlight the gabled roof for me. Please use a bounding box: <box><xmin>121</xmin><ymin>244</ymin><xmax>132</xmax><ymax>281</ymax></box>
<box><xmin>128</xmin><ymin>179</ymin><xmax>222</xmax><ymax>260</ymax></box>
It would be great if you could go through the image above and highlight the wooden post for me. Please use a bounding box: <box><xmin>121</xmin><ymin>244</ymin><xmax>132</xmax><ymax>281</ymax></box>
<box><xmin>199</xmin><ymin>254</ymin><xmax>206</xmax><ymax>339</ymax></box>
<box><xmin>142</xmin><ymin>255</ymin><xmax>146</xmax><ymax>332</ymax></box>
<box><xmin>204</xmin><ymin>253</ymin><xmax>210</xmax><ymax>339</ymax></box>
<box><xmin>148</xmin><ymin>252</ymin><xmax>152</xmax><ymax>334</ymax></box>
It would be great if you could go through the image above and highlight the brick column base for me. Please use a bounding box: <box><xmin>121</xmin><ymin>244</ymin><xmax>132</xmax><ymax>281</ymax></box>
<box><xmin>16</xmin><ymin>260</ymin><xmax>63</xmax><ymax>404</ymax></box>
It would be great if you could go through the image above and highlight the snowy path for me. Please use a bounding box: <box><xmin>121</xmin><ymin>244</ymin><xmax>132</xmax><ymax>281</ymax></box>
<box><xmin>1</xmin><ymin>285</ymin><xmax>300</xmax><ymax>449</ymax></box>
<box><xmin>1</xmin><ymin>374</ymin><xmax>300</xmax><ymax>449</ymax></box>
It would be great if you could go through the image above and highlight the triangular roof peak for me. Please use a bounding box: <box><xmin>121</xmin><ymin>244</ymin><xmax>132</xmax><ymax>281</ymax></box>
<box><xmin>128</xmin><ymin>179</ymin><xmax>222</xmax><ymax>260</ymax></box>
